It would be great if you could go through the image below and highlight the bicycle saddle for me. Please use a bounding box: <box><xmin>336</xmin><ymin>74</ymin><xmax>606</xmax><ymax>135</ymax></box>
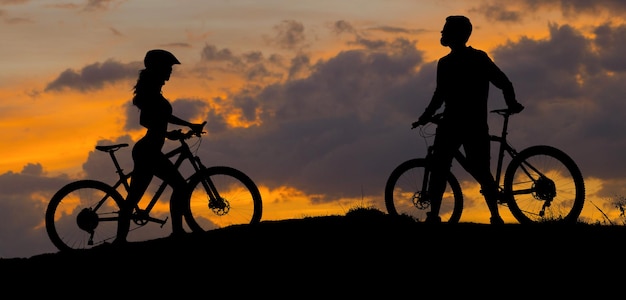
<box><xmin>95</xmin><ymin>143</ymin><xmax>129</xmax><ymax>152</ymax></box>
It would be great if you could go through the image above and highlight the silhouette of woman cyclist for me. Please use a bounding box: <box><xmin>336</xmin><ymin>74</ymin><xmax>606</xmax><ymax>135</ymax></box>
<box><xmin>412</xmin><ymin>16</ymin><xmax>524</xmax><ymax>224</ymax></box>
<box><xmin>115</xmin><ymin>49</ymin><xmax>205</xmax><ymax>244</ymax></box>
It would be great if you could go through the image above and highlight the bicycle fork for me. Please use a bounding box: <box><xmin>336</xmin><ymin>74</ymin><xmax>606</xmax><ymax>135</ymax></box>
<box><xmin>415</xmin><ymin>148</ymin><xmax>435</xmax><ymax>210</ymax></box>
<box><xmin>191</xmin><ymin>157</ymin><xmax>230</xmax><ymax>216</ymax></box>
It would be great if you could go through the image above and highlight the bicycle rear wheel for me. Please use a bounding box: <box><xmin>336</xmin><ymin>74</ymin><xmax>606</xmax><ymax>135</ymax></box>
<box><xmin>503</xmin><ymin>145</ymin><xmax>585</xmax><ymax>224</ymax></box>
<box><xmin>384</xmin><ymin>158</ymin><xmax>463</xmax><ymax>223</ymax></box>
<box><xmin>184</xmin><ymin>166</ymin><xmax>262</xmax><ymax>232</ymax></box>
<box><xmin>45</xmin><ymin>180</ymin><xmax>124</xmax><ymax>251</ymax></box>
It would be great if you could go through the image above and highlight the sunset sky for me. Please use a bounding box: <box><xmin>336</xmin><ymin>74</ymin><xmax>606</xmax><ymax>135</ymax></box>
<box><xmin>2</xmin><ymin>0</ymin><xmax>626</xmax><ymax>258</ymax></box>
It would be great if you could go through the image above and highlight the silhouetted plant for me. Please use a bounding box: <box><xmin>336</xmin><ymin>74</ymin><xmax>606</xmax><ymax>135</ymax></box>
<box><xmin>613</xmin><ymin>195</ymin><xmax>626</xmax><ymax>225</ymax></box>
<box><xmin>589</xmin><ymin>195</ymin><xmax>626</xmax><ymax>225</ymax></box>
<box><xmin>345</xmin><ymin>206</ymin><xmax>385</xmax><ymax>218</ymax></box>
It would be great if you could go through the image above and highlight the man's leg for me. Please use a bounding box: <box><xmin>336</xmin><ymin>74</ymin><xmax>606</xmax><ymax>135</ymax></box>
<box><xmin>426</xmin><ymin>129</ymin><xmax>459</xmax><ymax>223</ymax></box>
<box><xmin>464</xmin><ymin>133</ymin><xmax>503</xmax><ymax>224</ymax></box>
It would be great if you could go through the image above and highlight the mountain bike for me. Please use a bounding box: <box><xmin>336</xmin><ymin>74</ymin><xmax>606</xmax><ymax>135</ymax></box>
<box><xmin>45</xmin><ymin>125</ymin><xmax>263</xmax><ymax>251</ymax></box>
<box><xmin>385</xmin><ymin>108</ymin><xmax>585</xmax><ymax>224</ymax></box>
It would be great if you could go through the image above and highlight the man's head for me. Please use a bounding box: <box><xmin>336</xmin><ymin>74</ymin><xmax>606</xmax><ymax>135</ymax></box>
<box><xmin>440</xmin><ymin>15</ymin><xmax>472</xmax><ymax>48</ymax></box>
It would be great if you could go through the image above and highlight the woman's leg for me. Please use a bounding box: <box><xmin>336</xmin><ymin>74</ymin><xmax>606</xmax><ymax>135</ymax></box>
<box><xmin>153</xmin><ymin>155</ymin><xmax>189</xmax><ymax>235</ymax></box>
<box><xmin>115</xmin><ymin>169</ymin><xmax>152</xmax><ymax>243</ymax></box>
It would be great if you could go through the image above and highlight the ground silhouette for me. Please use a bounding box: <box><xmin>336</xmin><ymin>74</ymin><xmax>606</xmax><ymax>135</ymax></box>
<box><xmin>1</xmin><ymin>208</ymin><xmax>623</xmax><ymax>297</ymax></box>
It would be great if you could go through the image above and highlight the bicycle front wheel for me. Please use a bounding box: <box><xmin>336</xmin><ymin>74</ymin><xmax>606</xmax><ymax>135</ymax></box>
<box><xmin>185</xmin><ymin>166</ymin><xmax>262</xmax><ymax>232</ymax></box>
<box><xmin>384</xmin><ymin>158</ymin><xmax>463</xmax><ymax>223</ymax></box>
<box><xmin>503</xmin><ymin>145</ymin><xmax>585</xmax><ymax>224</ymax></box>
<box><xmin>45</xmin><ymin>180</ymin><xmax>124</xmax><ymax>251</ymax></box>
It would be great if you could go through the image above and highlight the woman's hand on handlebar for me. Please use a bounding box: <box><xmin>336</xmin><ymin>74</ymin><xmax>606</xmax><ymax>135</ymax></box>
<box><xmin>166</xmin><ymin>129</ymin><xmax>186</xmax><ymax>140</ymax></box>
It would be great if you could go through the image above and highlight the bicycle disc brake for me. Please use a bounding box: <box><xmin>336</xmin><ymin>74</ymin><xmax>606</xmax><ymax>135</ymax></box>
<box><xmin>412</xmin><ymin>191</ymin><xmax>430</xmax><ymax>210</ymax></box>
<box><xmin>209</xmin><ymin>197</ymin><xmax>230</xmax><ymax>216</ymax></box>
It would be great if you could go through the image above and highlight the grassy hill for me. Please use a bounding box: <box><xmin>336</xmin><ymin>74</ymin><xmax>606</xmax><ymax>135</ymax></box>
<box><xmin>1</xmin><ymin>208</ymin><xmax>623</xmax><ymax>297</ymax></box>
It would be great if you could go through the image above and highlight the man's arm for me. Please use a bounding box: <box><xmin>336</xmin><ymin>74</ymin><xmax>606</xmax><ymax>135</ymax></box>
<box><xmin>413</xmin><ymin>61</ymin><xmax>445</xmax><ymax>127</ymax></box>
<box><xmin>486</xmin><ymin>56</ymin><xmax>524</xmax><ymax>113</ymax></box>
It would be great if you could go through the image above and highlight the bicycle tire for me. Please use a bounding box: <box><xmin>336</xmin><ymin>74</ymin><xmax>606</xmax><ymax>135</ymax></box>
<box><xmin>184</xmin><ymin>166</ymin><xmax>262</xmax><ymax>232</ymax></box>
<box><xmin>384</xmin><ymin>158</ymin><xmax>463</xmax><ymax>223</ymax></box>
<box><xmin>45</xmin><ymin>180</ymin><xmax>124</xmax><ymax>251</ymax></box>
<box><xmin>503</xmin><ymin>145</ymin><xmax>585</xmax><ymax>224</ymax></box>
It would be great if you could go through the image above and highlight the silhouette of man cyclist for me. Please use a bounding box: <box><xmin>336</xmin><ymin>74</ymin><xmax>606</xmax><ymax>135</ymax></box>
<box><xmin>412</xmin><ymin>15</ymin><xmax>524</xmax><ymax>224</ymax></box>
<box><xmin>115</xmin><ymin>49</ymin><xmax>205</xmax><ymax>244</ymax></box>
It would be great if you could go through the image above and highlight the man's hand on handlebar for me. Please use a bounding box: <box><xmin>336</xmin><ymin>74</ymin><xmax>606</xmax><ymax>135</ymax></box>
<box><xmin>189</xmin><ymin>121</ymin><xmax>207</xmax><ymax>136</ymax></box>
<box><xmin>508</xmin><ymin>102</ymin><xmax>525</xmax><ymax>114</ymax></box>
<box><xmin>411</xmin><ymin>115</ymin><xmax>434</xmax><ymax>129</ymax></box>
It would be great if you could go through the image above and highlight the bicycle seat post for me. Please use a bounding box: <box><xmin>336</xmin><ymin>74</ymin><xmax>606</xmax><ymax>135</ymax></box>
<box><xmin>498</xmin><ymin>110</ymin><xmax>511</xmax><ymax>142</ymax></box>
<box><xmin>108</xmin><ymin>150</ymin><xmax>125</xmax><ymax>178</ymax></box>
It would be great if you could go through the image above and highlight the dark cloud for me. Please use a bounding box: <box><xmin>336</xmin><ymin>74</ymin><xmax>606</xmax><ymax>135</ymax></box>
<box><xmin>332</xmin><ymin>20</ymin><xmax>356</xmax><ymax>35</ymax></box>
<box><xmin>270</xmin><ymin>20</ymin><xmax>307</xmax><ymax>50</ymax></box>
<box><xmin>192</xmin><ymin>22</ymin><xmax>626</xmax><ymax>203</ymax></box>
<box><xmin>194</xmin><ymin>38</ymin><xmax>426</xmax><ymax>200</ymax></box>
<box><xmin>159</xmin><ymin>42</ymin><xmax>192</xmax><ymax>48</ymax></box>
<box><xmin>492</xmin><ymin>23</ymin><xmax>592</xmax><ymax>100</ymax></box>
<box><xmin>468</xmin><ymin>3</ymin><xmax>523</xmax><ymax>22</ymax></box>
<box><xmin>0</xmin><ymin>165</ymin><xmax>71</xmax><ymax>258</ymax></box>
<box><xmin>552</xmin><ymin>0</ymin><xmax>626</xmax><ymax>16</ymax></box>
<box><xmin>200</xmin><ymin>44</ymin><xmax>284</xmax><ymax>82</ymax></box>
<box><xmin>84</xmin><ymin>0</ymin><xmax>121</xmax><ymax>12</ymax></box>
<box><xmin>201</xmin><ymin>44</ymin><xmax>239</xmax><ymax>63</ymax></box>
<box><xmin>45</xmin><ymin>59</ymin><xmax>141</xmax><ymax>92</ymax></box>
<box><xmin>489</xmin><ymin>22</ymin><xmax>626</xmax><ymax>185</ymax></box>
<box><xmin>594</xmin><ymin>23</ymin><xmax>626</xmax><ymax>72</ymax></box>
<box><xmin>367</xmin><ymin>25</ymin><xmax>428</xmax><ymax>35</ymax></box>
<box><xmin>470</xmin><ymin>1</ymin><xmax>626</xmax><ymax>21</ymax></box>
<box><xmin>287</xmin><ymin>54</ymin><xmax>311</xmax><ymax>80</ymax></box>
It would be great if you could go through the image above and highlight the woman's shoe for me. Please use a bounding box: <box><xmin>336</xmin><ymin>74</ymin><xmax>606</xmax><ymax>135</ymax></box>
<box><xmin>490</xmin><ymin>216</ymin><xmax>504</xmax><ymax>225</ymax></box>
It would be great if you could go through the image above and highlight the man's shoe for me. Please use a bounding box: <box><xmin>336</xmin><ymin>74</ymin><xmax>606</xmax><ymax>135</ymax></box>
<box><xmin>169</xmin><ymin>230</ymin><xmax>187</xmax><ymax>239</ymax></box>
<box><xmin>425</xmin><ymin>212</ymin><xmax>441</xmax><ymax>224</ymax></box>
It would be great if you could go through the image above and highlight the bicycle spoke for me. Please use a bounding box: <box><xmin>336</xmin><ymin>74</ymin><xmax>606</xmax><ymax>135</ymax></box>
<box><xmin>46</xmin><ymin>180</ymin><xmax>123</xmax><ymax>251</ymax></box>
<box><xmin>504</xmin><ymin>146</ymin><xmax>585</xmax><ymax>224</ymax></box>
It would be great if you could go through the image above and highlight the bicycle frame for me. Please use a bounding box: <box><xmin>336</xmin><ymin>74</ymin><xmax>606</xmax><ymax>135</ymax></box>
<box><xmin>386</xmin><ymin>108</ymin><xmax>584</xmax><ymax>224</ymax></box>
<box><xmin>458</xmin><ymin>111</ymin><xmax>518</xmax><ymax>191</ymax></box>
<box><xmin>422</xmin><ymin>110</ymin><xmax>520</xmax><ymax>200</ymax></box>
<box><xmin>101</xmin><ymin>133</ymin><xmax>213</xmax><ymax>226</ymax></box>
<box><xmin>47</xmin><ymin>124</ymin><xmax>263</xmax><ymax>251</ymax></box>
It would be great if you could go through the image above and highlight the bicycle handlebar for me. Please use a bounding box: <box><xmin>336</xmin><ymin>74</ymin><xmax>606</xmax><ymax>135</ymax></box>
<box><xmin>412</xmin><ymin>108</ymin><xmax>519</xmax><ymax>129</ymax></box>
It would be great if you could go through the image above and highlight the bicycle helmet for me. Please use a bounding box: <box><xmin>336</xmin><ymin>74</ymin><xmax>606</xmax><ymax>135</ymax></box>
<box><xmin>144</xmin><ymin>49</ymin><xmax>181</xmax><ymax>69</ymax></box>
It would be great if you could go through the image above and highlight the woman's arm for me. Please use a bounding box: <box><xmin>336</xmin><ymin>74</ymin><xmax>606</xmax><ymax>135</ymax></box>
<box><xmin>169</xmin><ymin>115</ymin><xmax>193</xmax><ymax>127</ymax></box>
<box><xmin>169</xmin><ymin>115</ymin><xmax>206</xmax><ymax>133</ymax></box>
